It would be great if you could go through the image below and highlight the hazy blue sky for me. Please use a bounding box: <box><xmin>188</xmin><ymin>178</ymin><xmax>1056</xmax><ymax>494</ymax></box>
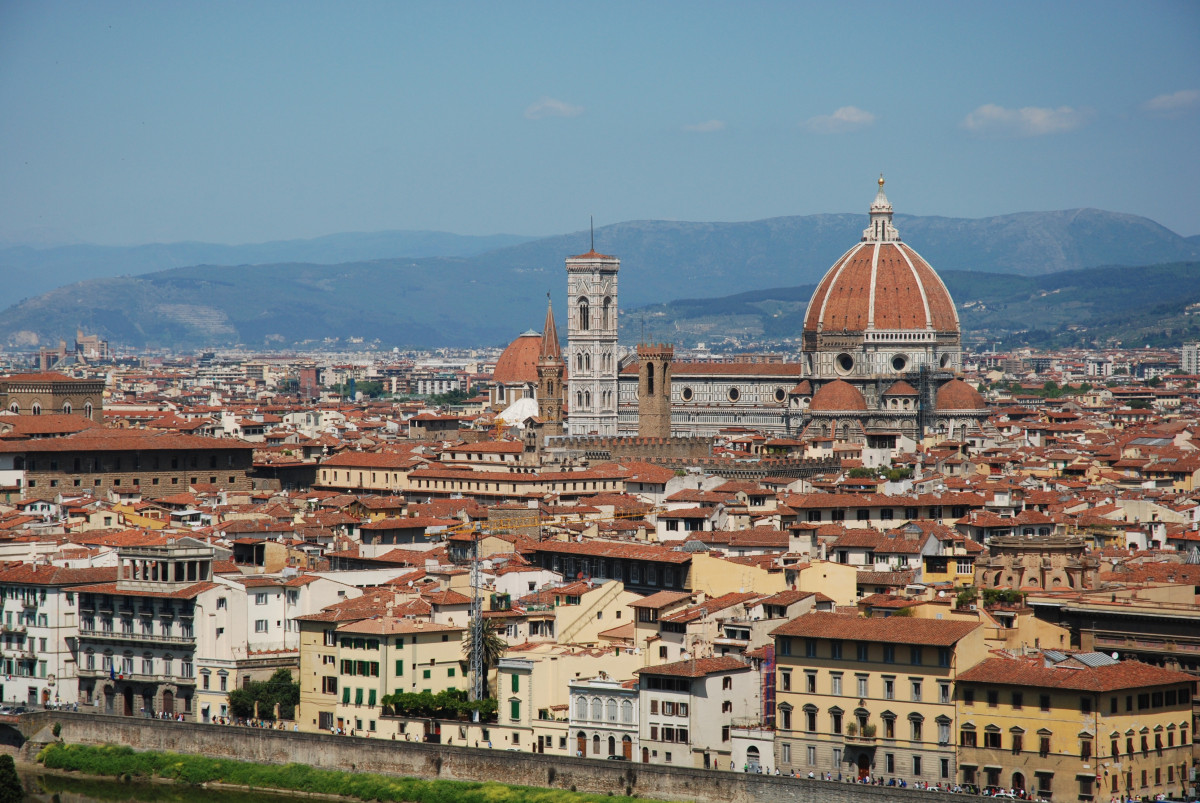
<box><xmin>2</xmin><ymin>1</ymin><xmax>1198</xmax><ymax>246</ymax></box>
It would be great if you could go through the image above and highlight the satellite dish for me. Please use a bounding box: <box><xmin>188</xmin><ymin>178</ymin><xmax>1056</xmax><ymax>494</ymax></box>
<box><xmin>937</xmin><ymin>590</ymin><xmax>945</xmax><ymax>598</ymax></box>
<box><xmin>1111</xmin><ymin>652</ymin><xmax>1119</xmax><ymax>660</ymax></box>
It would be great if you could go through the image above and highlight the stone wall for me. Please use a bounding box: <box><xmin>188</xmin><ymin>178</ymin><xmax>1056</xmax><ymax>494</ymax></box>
<box><xmin>21</xmin><ymin>712</ymin><xmax>950</xmax><ymax>803</ymax></box>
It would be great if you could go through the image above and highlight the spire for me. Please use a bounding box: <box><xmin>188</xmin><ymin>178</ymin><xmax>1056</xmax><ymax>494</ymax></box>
<box><xmin>863</xmin><ymin>174</ymin><xmax>900</xmax><ymax>242</ymax></box>
<box><xmin>539</xmin><ymin>294</ymin><xmax>562</xmax><ymax>362</ymax></box>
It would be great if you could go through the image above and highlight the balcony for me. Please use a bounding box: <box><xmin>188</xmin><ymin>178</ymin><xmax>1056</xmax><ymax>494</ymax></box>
<box><xmin>77</xmin><ymin>627</ymin><xmax>195</xmax><ymax>646</ymax></box>
<box><xmin>0</xmin><ymin>623</ymin><xmax>26</xmax><ymax>635</ymax></box>
<box><xmin>77</xmin><ymin>667</ymin><xmax>197</xmax><ymax>686</ymax></box>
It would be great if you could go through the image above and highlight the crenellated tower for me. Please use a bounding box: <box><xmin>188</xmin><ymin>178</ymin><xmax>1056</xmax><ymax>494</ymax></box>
<box><xmin>636</xmin><ymin>343</ymin><xmax>673</xmax><ymax>439</ymax></box>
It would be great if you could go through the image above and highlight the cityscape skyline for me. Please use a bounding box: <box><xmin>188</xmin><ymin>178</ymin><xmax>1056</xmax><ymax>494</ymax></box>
<box><xmin>2</xmin><ymin>1</ymin><xmax>1198</xmax><ymax>248</ymax></box>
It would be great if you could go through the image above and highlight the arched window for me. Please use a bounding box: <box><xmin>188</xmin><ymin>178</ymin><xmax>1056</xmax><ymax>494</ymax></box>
<box><xmin>591</xmin><ymin>697</ymin><xmax>603</xmax><ymax>720</ymax></box>
<box><xmin>584</xmin><ymin>352</ymin><xmax>590</xmax><ymax>371</ymax></box>
<box><xmin>602</xmin><ymin>296</ymin><xmax>612</xmax><ymax>328</ymax></box>
<box><xmin>584</xmin><ymin>390</ymin><xmax>591</xmax><ymax>408</ymax></box>
<box><xmin>84</xmin><ymin>401</ymin><xmax>93</xmax><ymax>419</ymax></box>
<box><xmin>575</xmin><ymin>695</ymin><xmax>587</xmax><ymax>720</ymax></box>
<box><xmin>576</xmin><ymin>391</ymin><xmax>584</xmax><ymax>409</ymax></box>
<box><xmin>578</xmin><ymin>298</ymin><xmax>590</xmax><ymax>331</ymax></box>
<box><xmin>607</xmin><ymin>699</ymin><xmax>617</xmax><ymax>721</ymax></box>
<box><xmin>621</xmin><ymin>700</ymin><xmax>633</xmax><ymax>723</ymax></box>
<box><xmin>592</xmin><ymin>734</ymin><xmax>601</xmax><ymax>754</ymax></box>
<box><xmin>8</xmin><ymin>402</ymin><xmax>17</xmax><ymax>413</ymax></box>
<box><xmin>62</xmin><ymin>401</ymin><xmax>72</xmax><ymax>414</ymax></box>
<box><xmin>31</xmin><ymin>402</ymin><xmax>41</xmax><ymax>415</ymax></box>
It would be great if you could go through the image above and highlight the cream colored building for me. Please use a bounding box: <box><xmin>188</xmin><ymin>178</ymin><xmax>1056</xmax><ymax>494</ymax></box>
<box><xmin>771</xmin><ymin>612</ymin><xmax>985</xmax><ymax>784</ymax></box>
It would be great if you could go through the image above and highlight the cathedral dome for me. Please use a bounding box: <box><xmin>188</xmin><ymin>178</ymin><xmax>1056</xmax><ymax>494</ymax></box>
<box><xmin>882</xmin><ymin>380</ymin><xmax>919</xmax><ymax>397</ymax></box>
<box><xmin>810</xmin><ymin>379</ymin><xmax>868</xmax><ymax>412</ymax></box>
<box><xmin>493</xmin><ymin>331</ymin><xmax>542</xmax><ymax>385</ymax></box>
<box><xmin>936</xmin><ymin>379</ymin><xmax>988</xmax><ymax>410</ymax></box>
<box><xmin>803</xmin><ymin>178</ymin><xmax>958</xmax><ymax>336</ymax></box>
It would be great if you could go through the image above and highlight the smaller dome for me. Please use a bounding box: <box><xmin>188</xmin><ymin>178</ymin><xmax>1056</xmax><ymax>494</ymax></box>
<box><xmin>810</xmin><ymin>379</ymin><xmax>867</xmax><ymax>412</ymax></box>
<box><xmin>493</xmin><ymin>332</ymin><xmax>542</xmax><ymax>385</ymax></box>
<box><xmin>883</xmin><ymin>380</ymin><xmax>919</xmax><ymax>397</ymax></box>
<box><xmin>936</xmin><ymin>379</ymin><xmax>988</xmax><ymax>410</ymax></box>
<box><xmin>788</xmin><ymin>380</ymin><xmax>813</xmax><ymax>396</ymax></box>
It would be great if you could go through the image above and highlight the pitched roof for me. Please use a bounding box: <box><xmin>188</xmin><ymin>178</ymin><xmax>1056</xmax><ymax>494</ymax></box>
<box><xmin>958</xmin><ymin>656</ymin><xmax>1194</xmax><ymax>692</ymax></box>
<box><xmin>634</xmin><ymin>656</ymin><xmax>750</xmax><ymax>678</ymax></box>
<box><xmin>770</xmin><ymin>611</ymin><xmax>980</xmax><ymax>646</ymax></box>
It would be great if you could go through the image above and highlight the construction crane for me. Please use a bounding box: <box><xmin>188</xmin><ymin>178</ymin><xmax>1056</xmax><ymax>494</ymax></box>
<box><xmin>444</xmin><ymin>504</ymin><xmax>663</xmax><ymax>718</ymax></box>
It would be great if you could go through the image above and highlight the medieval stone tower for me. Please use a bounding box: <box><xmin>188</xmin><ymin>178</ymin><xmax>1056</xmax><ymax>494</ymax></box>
<box><xmin>536</xmin><ymin>297</ymin><xmax>565</xmax><ymax>437</ymax></box>
<box><xmin>637</xmin><ymin>343</ymin><xmax>673</xmax><ymax>438</ymax></box>
<box><xmin>566</xmin><ymin>247</ymin><xmax>620</xmax><ymax>436</ymax></box>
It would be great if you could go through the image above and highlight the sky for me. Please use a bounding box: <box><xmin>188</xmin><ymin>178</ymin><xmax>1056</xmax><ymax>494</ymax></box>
<box><xmin>1</xmin><ymin>1</ymin><xmax>1198</xmax><ymax>247</ymax></box>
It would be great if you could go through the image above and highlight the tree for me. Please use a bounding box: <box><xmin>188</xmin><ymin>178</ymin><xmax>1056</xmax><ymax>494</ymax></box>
<box><xmin>0</xmin><ymin>754</ymin><xmax>22</xmax><ymax>803</ymax></box>
<box><xmin>463</xmin><ymin>620</ymin><xmax>508</xmax><ymax>698</ymax></box>
<box><xmin>228</xmin><ymin>668</ymin><xmax>300</xmax><ymax>720</ymax></box>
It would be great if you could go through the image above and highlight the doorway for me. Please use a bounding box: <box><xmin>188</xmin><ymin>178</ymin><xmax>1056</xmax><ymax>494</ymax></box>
<box><xmin>122</xmin><ymin>687</ymin><xmax>134</xmax><ymax>717</ymax></box>
<box><xmin>642</xmin><ymin>747</ymin><xmax>649</xmax><ymax>764</ymax></box>
<box><xmin>1012</xmin><ymin>772</ymin><xmax>1025</xmax><ymax>793</ymax></box>
<box><xmin>577</xmin><ymin>733</ymin><xmax>586</xmax><ymax>757</ymax></box>
<box><xmin>746</xmin><ymin>746</ymin><xmax>761</xmax><ymax>773</ymax></box>
<box><xmin>857</xmin><ymin>753</ymin><xmax>871</xmax><ymax>780</ymax></box>
<box><xmin>623</xmin><ymin>736</ymin><xmax>633</xmax><ymax>760</ymax></box>
<box><xmin>162</xmin><ymin>690</ymin><xmax>174</xmax><ymax>715</ymax></box>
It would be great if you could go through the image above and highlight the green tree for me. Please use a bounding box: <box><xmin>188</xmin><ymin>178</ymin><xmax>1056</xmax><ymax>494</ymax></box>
<box><xmin>228</xmin><ymin>668</ymin><xmax>300</xmax><ymax>720</ymax></box>
<box><xmin>0</xmin><ymin>754</ymin><xmax>22</xmax><ymax>802</ymax></box>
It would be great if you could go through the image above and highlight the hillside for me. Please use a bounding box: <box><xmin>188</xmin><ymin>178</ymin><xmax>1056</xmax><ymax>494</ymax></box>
<box><xmin>623</xmin><ymin>263</ymin><xmax>1200</xmax><ymax>350</ymax></box>
<box><xmin>0</xmin><ymin>230</ymin><xmax>535</xmax><ymax>303</ymax></box>
<box><xmin>2</xmin><ymin>208</ymin><xmax>1198</xmax><ymax>350</ymax></box>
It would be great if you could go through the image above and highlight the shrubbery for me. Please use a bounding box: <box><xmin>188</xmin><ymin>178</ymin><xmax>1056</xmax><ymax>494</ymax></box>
<box><xmin>380</xmin><ymin>688</ymin><xmax>496</xmax><ymax>721</ymax></box>
<box><xmin>227</xmin><ymin>668</ymin><xmax>299</xmax><ymax>721</ymax></box>
<box><xmin>37</xmin><ymin>744</ymin><xmax>660</xmax><ymax>803</ymax></box>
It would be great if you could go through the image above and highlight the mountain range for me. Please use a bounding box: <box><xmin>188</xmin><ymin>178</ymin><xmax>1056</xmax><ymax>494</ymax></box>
<box><xmin>2</xmin><ymin>208</ymin><xmax>1198</xmax><ymax>350</ymax></box>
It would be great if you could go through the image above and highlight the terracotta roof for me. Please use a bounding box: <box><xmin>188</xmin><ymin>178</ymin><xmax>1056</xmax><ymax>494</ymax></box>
<box><xmin>810</xmin><ymin>380</ymin><xmax>867</xmax><ymax>412</ymax></box>
<box><xmin>634</xmin><ymin>656</ymin><xmax>750</xmax><ymax>678</ymax></box>
<box><xmin>958</xmin><ymin>655</ymin><xmax>1194</xmax><ymax>692</ymax></box>
<box><xmin>0</xmin><ymin>428</ymin><xmax>252</xmax><ymax>454</ymax></box>
<box><xmin>803</xmin><ymin>241</ymin><xmax>957</xmax><ymax>334</ymax></box>
<box><xmin>770</xmin><ymin>611</ymin><xmax>979</xmax><ymax>646</ymax></box>
<box><xmin>493</xmin><ymin>332</ymin><xmax>542</xmax><ymax>385</ymax></box>
<box><xmin>628</xmin><ymin>590</ymin><xmax>693</xmax><ymax>609</ymax></box>
<box><xmin>937</xmin><ymin>379</ymin><xmax>989</xmax><ymax>411</ymax></box>
<box><xmin>0</xmin><ymin>564</ymin><xmax>117</xmax><ymax>586</ymax></box>
<box><xmin>336</xmin><ymin>617</ymin><xmax>463</xmax><ymax>636</ymax></box>
<box><xmin>883</xmin><ymin>380</ymin><xmax>919</xmax><ymax>397</ymax></box>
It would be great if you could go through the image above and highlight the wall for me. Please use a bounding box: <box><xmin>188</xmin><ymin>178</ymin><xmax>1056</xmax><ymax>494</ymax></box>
<box><xmin>23</xmin><ymin>711</ymin><xmax>953</xmax><ymax>803</ymax></box>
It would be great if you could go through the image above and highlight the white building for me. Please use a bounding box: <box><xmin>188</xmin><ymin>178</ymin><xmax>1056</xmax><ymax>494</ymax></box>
<box><xmin>634</xmin><ymin>655</ymin><xmax>758</xmax><ymax>769</ymax></box>
<box><xmin>566</xmin><ymin>248</ymin><xmax>620</xmax><ymax>436</ymax></box>
<box><xmin>569</xmin><ymin>672</ymin><xmax>639</xmax><ymax>760</ymax></box>
<box><xmin>1183</xmin><ymin>342</ymin><xmax>1200</xmax><ymax>375</ymax></box>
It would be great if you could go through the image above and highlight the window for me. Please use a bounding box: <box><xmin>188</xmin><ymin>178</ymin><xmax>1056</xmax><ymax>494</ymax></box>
<box><xmin>830</xmin><ymin>640</ymin><xmax>843</xmax><ymax>660</ymax></box>
<box><xmin>806</xmin><ymin>672</ymin><xmax>817</xmax><ymax>693</ymax></box>
<box><xmin>910</xmin><ymin>679</ymin><xmax>922</xmax><ymax>702</ymax></box>
<box><xmin>1040</xmin><ymin>693</ymin><xmax>1050</xmax><ymax>712</ymax></box>
<box><xmin>1081</xmin><ymin>696</ymin><xmax>1092</xmax><ymax>714</ymax></box>
<box><xmin>912</xmin><ymin>756</ymin><xmax>922</xmax><ymax>776</ymax></box>
<box><xmin>510</xmin><ymin>700</ymin><xmax>520</xmax><ymax>721</ymax></box>
<box><xmin>984</xmin><ymin>729</ymin><xmax>1001</xmax><ymax>749</ymax></box>
<box><xmin>511</xmin><ymin>673</ymin><xmax>520</xmax><ymax>693</ymax></box>
<box><xmin>780</xmin><ymin>670</ymin><xmax>791</xmax><ymax>691</ymax></box>
<box><xmin>831</xmin><ymin>710</ymin><xmax>842</xmax><ymax>733</ymax></box>
<box><xmin>1011</xmin><ymin>731</ymin><xmax>1023</xmax><ymax>754</ymax></box>
<box><xmin>884</xmin><ymin>677</ymin><xmax>895</xmax><ymax>700</ymax></box>
<box><xmin>960</xmin><ymin>728</ymin><xmax>977</xmax><ymax>747</ymax></box>
<box><xmin>804</xmin><ymin>708</ymin><xmax>816</xmax><ymax>732</ymax></box>
<box><xmin>856</xmin><ymin>642</ymin><xmax>869</xmax><ymax>661</ymax></box>
<box><xmin>937</xmin><ymin>647</ymin><xmax>950</xmax><ymax>667</ymax></box>
<box><xmin>1079</xmin><ymin>738</ymin><xmax>1092</xmax><ymax>761</ymax></box>
<box><xmin>254</xmin><ymin>620</ymin><xmax>268</xmax><ymax>633</ymax></box>
<box><xmin>830</xmin><ymin>674</ymin><xmax>842</xmax><ymax>696</ymax></box>
<box><xmin>910</xmin><ymin>646</ymin><xmax>922</xmax><ymax>665</ymax></box>
<box><xmin>883</xmin><ymin>645</ymin><xmax>895</xmax><ymax>663</ymax></box>
<box><xmin>910</xmin><ymin>717</ymin><xmax>923</xmax><ymax>742</ymax></box>
<box><xmin>1012</xmin><ymin>692</ymin><xmax>1023</xmax><ymax>709</ymax></box>
<box><xmin>938</xmin><ymin>683</ymin><xmax>950</xmax><ymax>704</ymax></box>
<box><xmin>805</xmin><ymin>639</ymin><xmax>817</xmax><ymax>658</ymax></box>
<box><xmin>937</xmin><ymin>720</ymin><xmax>951</xmax><ymax>744</ymax></box>
<box><xmin>885</xmin><ymin>753</ymin><xmax>895</xmax><ymax>773</ymax></box>
<box><xmin>987</xmin><ymin>689</ymin><xmax>998</xmax><ymax>707</ymax></box>
<box><xmin>857</xmin><ymin>676</ymin><xmax>868</xmax><ymax>698</ymax></box>
<box><xmin>962</xmin><ymin>687</ymin><xmax>974</xmax><ymax>705</ymax></box>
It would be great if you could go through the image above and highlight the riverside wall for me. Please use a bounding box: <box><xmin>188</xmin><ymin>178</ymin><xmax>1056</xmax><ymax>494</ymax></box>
<box><xmin>24</xmin><ymin>712</ymin><xmax>951</xmax><ymax>803</ymax></box>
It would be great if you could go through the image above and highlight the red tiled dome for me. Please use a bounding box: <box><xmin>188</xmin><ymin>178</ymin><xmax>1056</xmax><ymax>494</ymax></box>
<box><xmin>936</xmin><ymin>379</ymin><xmax>988</xmax><ymax>410</ymax></box>
<box><xmin>810</xmin><ymin>380</ymin><xmax>867</xmax><ymax>412</ymax></box>
<box><xmin>803</xmin><ymin>241</ymin><xmax>958</xmax><ymax>334</ymax></box>
<box><xmin>493</xmin><ymin>332</ymin><xmax>541</xmax><ymax>385</ymax></box>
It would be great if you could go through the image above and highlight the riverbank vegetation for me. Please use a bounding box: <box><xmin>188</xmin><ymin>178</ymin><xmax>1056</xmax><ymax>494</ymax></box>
<box><xmin>38</xmin><ymin>744</ymin><xmax>662</xmax><ymax>803</ymax></box>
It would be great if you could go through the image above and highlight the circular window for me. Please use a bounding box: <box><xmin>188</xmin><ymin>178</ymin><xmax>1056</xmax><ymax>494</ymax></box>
<box><xmin>680</xmin><ymin>387</ymin><xmax>694</xmax><ymax>402</ymax></box>
<box><xmin>836</xmin><ymin>353</ymin><xmax>854</xmax><ymax>375</ymax></box>
<box><xmin>939</xmin><ymin>354</ymin><xmax>951</xmax><ymax>369</ymax></box>
<box><xmin>892</xmin><ymin>354</ymin><xmax>908</xmax><ymax>372</ymax></box>
<box><xmin>774</xmin><ymin>387</ymin><xmax>786</xmax><ymax>403</ymax></box>
<box><xmin>728</xmin><ymin>387</ymin><xmax>741</xmax><ymax>402</ymax></box>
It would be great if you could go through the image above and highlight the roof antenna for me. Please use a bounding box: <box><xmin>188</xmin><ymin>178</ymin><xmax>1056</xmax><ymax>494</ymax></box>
<box><xmin>590</xmin><ymin>215</ymin><xmax>594</xmax><ymax>252</ymax></box>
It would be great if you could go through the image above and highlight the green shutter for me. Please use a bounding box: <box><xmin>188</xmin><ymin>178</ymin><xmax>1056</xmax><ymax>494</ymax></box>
<box><xmin>371</xmin><ymin>662</ymin><xmax>379</xmax><ymax>677</ymax></box>
<box><xmin>423</xmin><ymin>669</ymin><xmax>431</xmax><ymax>679</ymax></box>
<box><xmin>368</xmin><ymin>689</ymin><xmax>377</xmax><ymax>706</ymax></box>
<box><xmin>447</xmin><ymin>667</ymin><xmax>455</xmax><ymax>677</ymax></box>
<box><xmin>395</xmin><ymin>660</ymin><xmax>404</xmax><ymax>676</ymax></box>
<box><xmin>511</xmin><ymin>673</ymin><xmax>519</xmax><ymax>693</ymax></box>
<box><xmin>510</xmin><ymin>700</ymin><xmax>520</xmax><ymax>721</ymax></box>
<box><xmin>342</xmin><ymin>687</ymin><xmax>350</xmax><ymax>704</ymax></box>
<box><xmin>355</xmin><ymin>688</ymin><xmax>363</xmax><ymax>705</ymax></box>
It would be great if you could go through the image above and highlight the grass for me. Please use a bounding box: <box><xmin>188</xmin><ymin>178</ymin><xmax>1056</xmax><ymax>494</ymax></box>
<box><xmin>38</xmin><ymin>743</ymin><xmax>662</xmax><ymax>803</ymax></box>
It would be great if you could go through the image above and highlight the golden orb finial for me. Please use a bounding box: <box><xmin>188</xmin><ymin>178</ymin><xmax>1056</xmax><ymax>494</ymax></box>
<box><xmin>878</xmin><ymin>174</ymin><xmax>885</xmax><ymax>188</ymax></box>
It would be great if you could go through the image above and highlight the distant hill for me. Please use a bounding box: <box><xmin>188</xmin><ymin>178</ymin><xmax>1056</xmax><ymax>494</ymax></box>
<box><xmin>0</xmin><ymin>230</ymin><xmax>535</xmax><ymax>303</ymax></box>
<box><xmin>624</xmin><ymin>262</ymin><xmax>1200</xmax><ymax>350</ymax></box>
<box><xmin>2</xmin><ymin>208</ymin><xmax>1199</xmax><ymax>350</ymax></box>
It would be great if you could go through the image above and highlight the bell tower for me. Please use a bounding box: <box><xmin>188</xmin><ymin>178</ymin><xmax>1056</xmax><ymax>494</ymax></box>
<box><xmin>536</xmin><ymin>297</ymin><xmax>565</xmax><ymax>437</ymax></box>
<box><xmin>637</xmin><ymin>343</ymin><xmax>673</xmax><ymax>439</ymax></box>
<box><xmin>565</xmin><ymin>245</ymin><xmax>620</xmax><ymax>436</ymax></box>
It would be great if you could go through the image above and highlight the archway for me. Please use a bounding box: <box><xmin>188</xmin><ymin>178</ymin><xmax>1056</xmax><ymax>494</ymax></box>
<box><xmin>577</xmin><ymin>732</ymin><xmax>586</xmax><ymax>756</ymax></box>
<box><xmin>592</xmin><ymin>734</ymin><xmax>600</xmax><ymax>755</ymax></box>
<box><xmin>1012</xmin><ymin>772</ymin><xmax>1025</xmax><ymax>792</ymax></box>
<box><xmin>608</xmin><ymin>736</ymin><xmax>615</xmax><ymax>757</ymax></box>
<box><xmin>857</xmin><ymin>752</ymin><xmax>871</xmax><ymax>780</ymax></box>
<box><xmin>641</xmin><ymin>746</ymin><xmax>649</xmax><ymax>764</ymax></box>
<box><xmin>622</xmin><ymin>735</ymin><xmax>632</xmax><ymax>760</ymax></box>
<box><xmin>122</xmin><ymin>687</ymin><xmax>134</xmax><ymax>717</ymax></box>
<box><xmin>746</xmin><ymin>745</ymin><xmax>761</xmax><ymax>772</ymax></box>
